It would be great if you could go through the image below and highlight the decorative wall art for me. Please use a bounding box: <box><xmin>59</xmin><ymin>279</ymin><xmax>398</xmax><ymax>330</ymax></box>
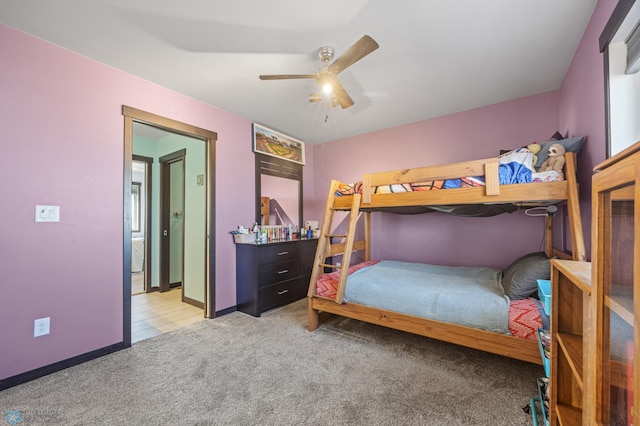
<box><xmin>253</xmin><ymin>123</ymin><xmax>305</xmax><ymax>165</ymax></box>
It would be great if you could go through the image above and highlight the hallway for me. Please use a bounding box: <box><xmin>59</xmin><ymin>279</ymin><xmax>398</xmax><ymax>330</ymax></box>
<box><xmin>131</xmin><ymin>288</ymin><xmax>204</xmax><ymax>343</ymax></box>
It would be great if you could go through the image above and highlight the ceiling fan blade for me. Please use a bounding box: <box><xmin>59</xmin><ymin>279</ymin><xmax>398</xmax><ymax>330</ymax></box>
<box><xmin>332</xmin><ymin>80</ymin><xmax>354</xmax><ymax>109</ymax></box>
<box><xmin>259</xmin><ymin>74</ymin><xmax>316</xmax><ymax>80</ymax></box>
<box><xmin>328</xmin><ymin>35</ymin><xmax>379</xmax><ymax>75</ymax></box>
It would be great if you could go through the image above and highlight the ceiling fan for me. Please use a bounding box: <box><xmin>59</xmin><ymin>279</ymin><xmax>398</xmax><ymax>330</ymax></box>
<box><xmin>259</xmin><ymin>35</ymin><xmax>379</xmax><ymax>109</ymax></box>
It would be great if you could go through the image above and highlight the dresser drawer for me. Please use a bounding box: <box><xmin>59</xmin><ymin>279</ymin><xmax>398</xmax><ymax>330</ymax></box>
<box><xmin>257</xmin><ymin>243</ymin><xmax>300</xmax><ymax>264</ymax></box>
<box><xmin>258</xmin><ymin>277</ymin><xmax>307</xmax><ymax>312</ymax></box>
<box><xmin>257</xmin><ymin>259</ymin><xmax>302</xmax><ymax>287</ymax></box>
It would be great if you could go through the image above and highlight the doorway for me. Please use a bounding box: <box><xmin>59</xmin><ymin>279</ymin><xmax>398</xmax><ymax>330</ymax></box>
<box><xmin>132</xmin><ymin>155</ymin><xmax>152</xmax><ymax>295</ymax></box>
<box><xmin>160</xmin><ymin>150</ymin><xmax>185</xmax><ymax>293</ymax></box>
<box><xmin>122</xmin><ymin>106</ymin><xmax>217</xmax><ymax>348</ymax></box>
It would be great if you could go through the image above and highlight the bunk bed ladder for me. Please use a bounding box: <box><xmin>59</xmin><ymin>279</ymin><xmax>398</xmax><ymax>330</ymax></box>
<box><xmin>307</xmin><ymin>180</ymin><xmax>366</xmax><ymax>305</ymax></box>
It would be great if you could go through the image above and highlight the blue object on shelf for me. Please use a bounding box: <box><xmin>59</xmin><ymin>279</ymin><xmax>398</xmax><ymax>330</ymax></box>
<box><xmin>537</xmin><ymin>329</ymin><xmax>550</xmax><ymax>378</ymax></box>
<box><xmin>537</xmin><ymin>279</ymin><xmax>551</xmax><ymax>316</ymax></box>
<box><xmin>536</xmin><ymin>377</ymin><xmax>550</xmax><ymax>426</ymax></box>
<box><xmin>530</xmin><ymin>396</ymin><xmax>550</xmax><ymax>426</ymax></box>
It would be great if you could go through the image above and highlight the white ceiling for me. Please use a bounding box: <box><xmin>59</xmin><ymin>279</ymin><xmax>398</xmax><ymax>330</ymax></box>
<box><xmin>1</xmin><ymin>0</ymin><xmax>597</xmax><ymax>144</ymax></box>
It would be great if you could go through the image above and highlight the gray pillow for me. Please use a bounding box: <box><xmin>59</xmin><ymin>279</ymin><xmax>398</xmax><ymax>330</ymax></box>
<box><xmin>501</xmin><ymin>252</ymin><xmax>551</xmax><ymax>300</ymax></box>
<box><xmin>535</xmin><ymin>136</ymin><xmax>586</xmax><ymax>169</ymax></box>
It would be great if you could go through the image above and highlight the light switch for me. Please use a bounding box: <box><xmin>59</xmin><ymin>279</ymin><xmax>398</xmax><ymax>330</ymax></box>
<box><xmin>35</xmin><ymin>205</ymin><xmax>60</xmax><ymax>222</ymax></box>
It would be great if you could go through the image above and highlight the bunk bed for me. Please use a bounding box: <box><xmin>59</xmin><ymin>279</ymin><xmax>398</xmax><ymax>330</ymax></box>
<box><xmin>306</xmin><ymin>148</ymin><xmax>586</xmax><ymax>365</ymax></box>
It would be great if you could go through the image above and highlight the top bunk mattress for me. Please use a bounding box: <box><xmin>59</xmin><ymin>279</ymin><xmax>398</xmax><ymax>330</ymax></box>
<box><xmin>336</xmin><ymin>148</ymin><xmax>564</xmax><ymax>196</ymax></box>
<box><xmin>332</xmin><ymin>148</ymin><xmax>570</xmax><ymax>216</ymax></box>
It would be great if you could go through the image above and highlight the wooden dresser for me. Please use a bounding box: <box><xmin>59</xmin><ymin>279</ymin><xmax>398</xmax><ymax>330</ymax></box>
<box><xmin>236</xmin><ymin>238</ymin><xmax>317</xmax><ymax>316</ymax></box>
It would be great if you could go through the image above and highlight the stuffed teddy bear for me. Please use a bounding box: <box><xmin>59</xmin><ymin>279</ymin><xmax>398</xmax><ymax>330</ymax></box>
<box><xmin>538</xmin><ymin>143</ymin><xmax>566</xmax><ymax>172</ymax></box>
<box><xmin>527</xmin><ymin>142</ymin><xmax>541</xmax><ymax>170</ymax></box>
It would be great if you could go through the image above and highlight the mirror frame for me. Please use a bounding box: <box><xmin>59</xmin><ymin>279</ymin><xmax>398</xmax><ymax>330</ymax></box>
<box><xmin>255</xmin><ymin>153</ymin><xmax>303</xmax><ymax>230</ymax></box>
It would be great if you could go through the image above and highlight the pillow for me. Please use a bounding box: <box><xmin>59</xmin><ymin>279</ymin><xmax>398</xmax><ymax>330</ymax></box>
<box><xmin>535</xmin><ymin>136</ymin><xmax>586</xmax><ymax>169</ymax></box>
<box><xmin>501</xmin><ymin>252</ymin><xmax>551</xmax><ymax>300</ymax></box>
<box><xmin>550</xmin><ymin>131</ymin><xmax>565</xmax><ymax>140</ymax></box>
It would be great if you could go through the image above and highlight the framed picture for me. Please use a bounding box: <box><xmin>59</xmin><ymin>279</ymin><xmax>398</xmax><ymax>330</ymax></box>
<box><xmin>252</xmin><ymin>123</ymin><xmax>305</xmax><ymax>165</ymax></box>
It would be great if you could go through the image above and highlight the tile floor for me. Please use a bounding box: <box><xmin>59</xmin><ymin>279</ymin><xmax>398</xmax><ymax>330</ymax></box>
<box><xmin>131</xmin><ymin>288</ymin><xmax>205</xmax><ymax>343</ymax></box>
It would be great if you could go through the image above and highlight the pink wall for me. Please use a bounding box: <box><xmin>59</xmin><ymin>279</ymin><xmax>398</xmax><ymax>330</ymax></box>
<box><xmin>0</xmin><ymin>0</ymin><xmax>615</xmax><ymax>383</ymax></box>
<box><xmin>558</xmin><ymin>0</ymin><xmax>617</xmax><ymax>257</ymax></box>
<box><xmin>310</xmin><ymin>0</ymin><xmax>617</xmax><ymax>267</ymax></box>
<box><xmin>0</xmin><ymin>24</ymin><xmax>257</xmax><ymax>380</ymax></box>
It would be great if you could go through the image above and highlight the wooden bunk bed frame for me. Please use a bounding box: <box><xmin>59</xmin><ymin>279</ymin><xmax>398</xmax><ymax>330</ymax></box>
<box><xmin>307</xmin><ymin>152</ymin><xmax>586</xmax><ymax>365</ymax></box>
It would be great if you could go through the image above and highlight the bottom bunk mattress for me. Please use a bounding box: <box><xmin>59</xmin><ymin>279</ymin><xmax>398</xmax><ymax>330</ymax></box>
<box><xmin>314</xmin><ymin>260</ymin><xmax>543</xmax><ymax>340</ymax></box>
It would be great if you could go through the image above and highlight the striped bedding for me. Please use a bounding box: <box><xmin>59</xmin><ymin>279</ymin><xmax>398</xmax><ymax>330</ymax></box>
<box><xmin>314</xmin><ymin>260</ymin><xmax>543</xmax><ymax>341</ymax></box>
<box><xmin>335</xmin><ymin>148</ymin><xmax>563</xmax><ymax>197</ymax></box>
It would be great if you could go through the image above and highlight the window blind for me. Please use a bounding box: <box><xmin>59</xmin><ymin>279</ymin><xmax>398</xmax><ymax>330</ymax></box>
<box><xmin>626</xmin><ymin>20</ymin><xmax>640</xmax><ymax>73</ymax></box>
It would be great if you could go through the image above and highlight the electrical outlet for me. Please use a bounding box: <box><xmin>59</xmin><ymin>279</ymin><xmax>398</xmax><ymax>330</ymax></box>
<box><xmin>34</xmin><ymin>317</ymin><xmax>50</xmax><ymax>337</ymax></box>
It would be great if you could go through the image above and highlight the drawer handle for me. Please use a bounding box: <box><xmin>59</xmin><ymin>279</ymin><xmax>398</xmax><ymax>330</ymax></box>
<box><xmin>277</xmin><ymin>251</ymin><xmax>289</xmax><ymax>256</ymax></box>
<box><xmin>277</xmin><ymin>289</ymin><xmax>289</xmax><ymax>295</ymax></box>
<box><xmin>277</xmin><ymin>269</ymin><xmax>289</xmax><ymax>274</ymax></box>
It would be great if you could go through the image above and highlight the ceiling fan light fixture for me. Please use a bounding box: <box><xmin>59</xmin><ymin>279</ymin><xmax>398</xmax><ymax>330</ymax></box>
<box><xmin>259</xmin><ymin>35</ymin><xmax>379</xmax><ymax>110</ymax></box>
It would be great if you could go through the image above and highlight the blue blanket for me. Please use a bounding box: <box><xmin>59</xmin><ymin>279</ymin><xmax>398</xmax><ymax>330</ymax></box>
<box><xmin>344</xmin><ymin>260</ymin><xmax>510</xmax><ymax>334</ymax></box>
<box><xmin>497</xmin><ymin>148</ymin><xmax>533</xmax><ymax>185</ymax></box>
<box><xmin>441</xmin><ymin>148</ymin><xmax>534</xmax><ymax>188</ymax></box>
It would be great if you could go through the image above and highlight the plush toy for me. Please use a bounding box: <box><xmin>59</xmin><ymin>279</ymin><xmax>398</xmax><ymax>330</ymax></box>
<box><xmin>538</xmin><ymin>143</ymin><xmax>566</xmax><ymax>172</ymax></box>
<box><xmin>527</xmin><ymin>142</ymin><xmax>541</xmax><ymax>170</ymax></box>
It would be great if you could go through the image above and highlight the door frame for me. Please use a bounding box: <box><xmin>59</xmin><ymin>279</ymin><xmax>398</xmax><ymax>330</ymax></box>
<box><xmin>132</xmin><ymin>155</ymin><xmax>153</xmax><ymax>294</ymax></box>
<box><xmin>159</xmin><ymin>149</ymin><xmax>186</xmax><ymax>293</ymax></box>
<box><xmin>122</xmin><ymin>106</ymin><xmax>217</xmax><ymax>348</ymax></box>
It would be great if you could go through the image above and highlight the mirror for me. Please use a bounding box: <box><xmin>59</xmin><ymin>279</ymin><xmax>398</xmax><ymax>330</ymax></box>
<box><xmin>261</xmin><ymin>175</ymin><xmax>299</xmax><ymax>226</ymax></box>
<box><xmin>255</xmin><ymin>153</ymin><xmax>302</xmax><ymax>229</ymax></box>
<box><xmin>131</xmin><ymin>182</ymin><xmax>141</xmax><ymax>232</ymax></box>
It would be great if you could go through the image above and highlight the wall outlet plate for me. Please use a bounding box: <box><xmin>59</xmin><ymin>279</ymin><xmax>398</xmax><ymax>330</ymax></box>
<box><xmin>35</xmin><ymin>205</ymin><xmax>60</xmax><ymax>222</ymax></box>
<box><xmin>34</xmin><ymin>317</ymin><xmax>50</xmax><ymax>337</ymax></box>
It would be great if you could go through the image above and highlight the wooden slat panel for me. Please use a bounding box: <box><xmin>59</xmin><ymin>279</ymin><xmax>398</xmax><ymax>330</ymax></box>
<box><xmin>310</xmin><ymin>298</ymin><xmax>540</xmax><ymax>364</ymax></box>
<box><xmin>334</xmin><ymin>181</ymin><xmax>569</xmax><ymax>210</ymax></box>
<box><xmin>334</xmin><ymin>194</ymin><xmax>361</xmax><ymax>304</ymax></box>
<box><xmin>308</xmin><ymin>180</ymin><xmax>342</xmax><ymax>298</ymax></box>
<box><xmin>557</xmin><ymin>333</ymin><xmax>584</xmax><ymax>389</ymax></box>
<box><xmin>484</xmin><ymin>161</ymin><xmax>500</xmax><ymax>196</ymax></box>
<box><xmin>364</xmin><ymin>211</ymin><xmax>371</xmax><ymax>261</ymax></box>
<box><xmin>563</xmin><ymin>152</ymin><xmax>586</xmax><ymax>261</ymax></box>
<box><xmin>361</xmin><ymin>158</ymin><xmax>497</xmax><ymax>204</ymax></box>
<box><xmin>328</xmin><ymin>240</ymin><xmax>366</xmax><ymax>256</ymax></box>
<box><xmin>362</xmin><ymin>176</ymin><xmax>372</xmax><ymax>204</ymax></box>
<box><xmin>366</xmin><ymin>157</ymin><xmax>497</xmax><ymax>186</ymax></box>
<box><xmin>545</xmin><ymin>215</ymin><xmax>553</xmax><ymax>258</ymax></box>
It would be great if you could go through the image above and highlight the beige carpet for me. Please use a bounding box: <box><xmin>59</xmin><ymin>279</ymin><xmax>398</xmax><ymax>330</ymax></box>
<box><xmin>0</xmin><ymin>299</ymin><xmax>542</xmax><ymax>425</ymax></box>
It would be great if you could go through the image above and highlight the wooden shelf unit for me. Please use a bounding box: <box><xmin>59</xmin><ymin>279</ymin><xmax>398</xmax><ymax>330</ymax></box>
<box><xmin>549</xmin><ymin>259</ymin><xmax>591</xmax><ymax>425</ymax></box>
<box><xmin>586</xmin><ymin>141</ymin><xmax>640</xmax><ymax>424</ymax></box>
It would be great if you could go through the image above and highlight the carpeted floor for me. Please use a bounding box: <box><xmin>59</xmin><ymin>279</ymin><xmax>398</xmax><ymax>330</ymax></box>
<box><xmin>0</xmin><ymin>299</ymin><xmax>542</xmax><ymax>425</ymax></box>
